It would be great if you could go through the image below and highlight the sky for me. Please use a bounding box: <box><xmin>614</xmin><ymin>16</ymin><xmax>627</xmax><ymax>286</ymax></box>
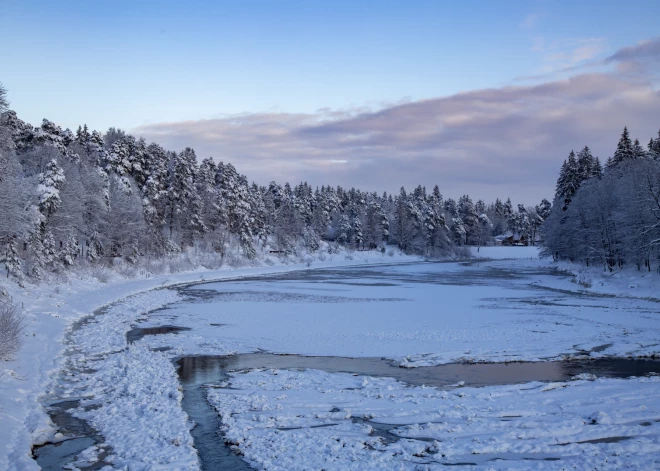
<box><xmin>2</xmin><ymin>0</ymin><xmax>660</xmax><ymax>204</ymax></box>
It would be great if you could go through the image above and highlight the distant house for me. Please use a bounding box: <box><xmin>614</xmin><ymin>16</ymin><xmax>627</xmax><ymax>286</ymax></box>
<box><xmin>495</xmin><ymin>232</ymin><xmax>528</xmax><ymax>246</ymax></box>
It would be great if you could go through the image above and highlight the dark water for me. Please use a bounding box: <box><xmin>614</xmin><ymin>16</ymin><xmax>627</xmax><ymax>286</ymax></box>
<box><xmin>179</xmin><ymin>359</ymin><xmax>254</xmax><ymax>471</ymax></box>
<box><xmin>33</xmin><ymin>400</ymin><xmax>108</xmax><ymax>471</ymax></box>
<box><xmin>178</xmin><ymin>353</ymin><xmax>660</xmax><ymax>389</ymax></box>
<box><xmin>126</xmin><ymin>324</ymin><xmax>191</xmax><ymax>343</ymax></box>
<box><xmin>176</xmin><ymin>353</ymin><xmax>660</xmax><ymax>470</ymax></box>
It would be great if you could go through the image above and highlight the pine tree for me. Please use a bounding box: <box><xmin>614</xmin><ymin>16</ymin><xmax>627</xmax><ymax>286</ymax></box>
<box><xmin>27</xmin><ymin>231</ymin><xmax>45</xmax><ymax>279</ymax></box>
<box><xmin>394</xmin><ymin>187</ymin><xmax>414</xmax><ymax>251</ymax></box>
<box><xmin>337</xmin><ymin>214</ymin><xmax>352</xmax><ymax>245</ymax></box>
<box><xmin>167</xmin><ymin>148</ymin><xmax>206</xmax><ymax>245</ymax></box>
<box><xmin>632</xmin><ymin>138</ymin><xmax>647</xmax><ymax>160</ymax></box>
<box><xmin>649</xmin><ymin>130</ymin><xmax>660</xmax><ymax>159</ymax></box>
<box><xmin>353</xmin><ymin>215</ymin><xmax>364</xmax><ymax>249</ymax></box>
<box><xmin>26</xmin><ymin>228</ymin><xmax>57</xmax><ymax>278</ymax></box>
<box><xmin>43</xmin><ymin>231</ymin><xmax>57</xmax><ymax>268</ymax></box>
<box><xmin>503</xmin><ymin>198</ymin><xmax>513</xmax><ymax>219</ymax></box>
<box><xmin>536</xmin><ymin>199</ymin><xmax>552</xmax><ymax>221</ymax></box>
<box><xmin>87</xmin><ymin>231</ymin><xmax>103</xmax><ymax>262</ymax></box>
<box><xmin>494</xmin><ymin>198</ymin><xmax>504</xmax><ymax>216</ymax></box>
<box><xmin>458</xmin><ymin>195</ymin><xmax>478</xmax><ymax>245</ymax></box>
<box><xmin>576</xmin><ymin>146</ymin><xmax>598</xmax><ymax>181</ymax></box>
<box><xmin>555</xmin><ymin>151</ymin><xmax>581</xmax><ymax>210</ymax></box>
<box><xmin>451</xmin><ymin>217</ymin><xmax>466</xmax><ymax>245</ymax></box>
<box><xmin>5</xmin><ymin>238</ymin><xmax>21</xmax><ymax>279</ymax></box>
<box><xmin>248</xmin><ymin>183</ymin><xmax>269</xmax><ymax>246</ymax></box>
<box><xmin>76</xmin><ymin>124</ymin><xmax>90</xmax><ymax>144</ymax></box>
<box><xmin>431</xmin><ymin>185</ymin><xmax>443</xmax><ymax>207</ymax></box>
<box><xmin>197</xmin><ymin>157</ymin><xmax>220</xmax><ymax>231</ymax></box>
<box><xmin>126</xmin><ymin>238</ymin><xmax>140</xmax><ymax>264</ymax></box>
<box><xmin>38</xmin><ymin>159</ymin><xmax>65</xmax><ymax>217</ymax></box>
<box><xmin>592</xmin><ymin>157</ymin><xmax>603</xmax><ymax>178</ymax></box>
<box><xmin>302</xmin><ymin>226</ymin><xmax>320</xmax><ymax>252</ymax></box>
<box><xmin>364</xmin><ymin>198</ymin><xmax>388</xmax><ymax>248</ymax></box>
<box><xmin>475</xmin><ymin>200</ymin><xmax>486</xmax><ymax>215</ymax></box>
<box><xmin>444</xmin><ymin>198</ymin><xmax>458</xmax><ymax>217</ymax></box>
<box><xmin>60</xmin><ymin>233</ymin><xmax>78</xmax><ymax>268</ymax></box>
<box><xmin>607</xmin><ymin>126</ymin><xmax>634</xmax><ymax>168</ymax></box>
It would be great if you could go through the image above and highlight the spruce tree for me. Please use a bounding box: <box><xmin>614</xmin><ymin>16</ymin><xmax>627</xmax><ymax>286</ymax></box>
<box><xmin>607</xmin><ymin>126</ymin><xmax>634</xmax><ymax>168</ymax></box>
<box><xmin>632</xmin><ymin>138</ymin><xmax>647</xmax><ymax>160</ymax></box>
<box><xmin>38</xmin><ymin>159</ymin><xmax>65</xmax><ymax>217</ymax></box>
<box><xmin>87</xmin><ymin>231</ymin><xmax>103</xmax><ymax>262</ymax></box>
<box><xmin>5</xmin><ymin>238</ymin><xmax>21</xmax><ymax>279</ymax></box>
<box><xmin>650</xmin><ymin>130</ymin><xmax>660</xmax><ymax>159</ymax></box>
<box><xmin>60</xmin><ymin>233</ymin><xmax>78</xmax><ymax>268</ymax></box>
<box><xmin>592</xmin><ymin>157</ymin><xmax>603</xmax><ymax>178</ymax></box>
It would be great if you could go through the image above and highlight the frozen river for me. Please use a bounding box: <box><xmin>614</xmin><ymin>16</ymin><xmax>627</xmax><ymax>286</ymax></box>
<box><xmin>37</xmin><ymin>258</ymin><xmax>660</xmax><ymax>470</ymax></box>
<box><xmin>140</xmin><ymin>259</ymin><xmax>660</xmax><ymax>364</ymax></box>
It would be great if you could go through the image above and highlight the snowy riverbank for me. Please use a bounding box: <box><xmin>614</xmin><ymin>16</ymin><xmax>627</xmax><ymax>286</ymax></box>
<box><xmin>0</xmin><ymin>248</ymin><xmax>419</xmax><ymax>470</ymax></box>
<box><xmin>4</xmin><ymin>246</ymin><xmax>660</xmax><ymax>470</ymax></box>
<box><xmin>209</xmin><ymin>368</ymin><xmax>660</xmax><ymax>470</ymax></box>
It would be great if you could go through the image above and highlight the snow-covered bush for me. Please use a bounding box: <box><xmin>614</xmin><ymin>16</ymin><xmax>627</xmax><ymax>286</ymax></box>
<box><xmin>451</xmin><ymin>246</ymin><xmax>472</xmax><ymax>259</ymax></box>
<box><xmin>0</xmin><ymin>301</ymin><xmax>24</xmax><ymax>360</ymax></box>
<box><xmin>88</xmin><ymin>264</ymin><xmax>112</xmax><ymax>283</ymax></box>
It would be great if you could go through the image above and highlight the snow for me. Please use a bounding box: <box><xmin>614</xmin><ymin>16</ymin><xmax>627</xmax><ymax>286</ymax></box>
<box><xmin>0</xmin><ymin>248</ymin><xmax>417</xmax><ymax>470</ymax></box>
<box><xmin>2</xmin><ymin>246</ymin><xmax>660</xmax><ymax>470</ymax></box>
<box><xmin>552</xmin><ymin>260</ymin><xmax>660</xmax><ymax>299</ymax></box>
<box><xmin>141</xmin><ymin>252</ymin><xmax>660</xmax><ymax>366</ymax></box>
<box><xmin>207</xmin><ymin>368</ymin><xmax>660</xmax><ymax>470</ymax></box>
<box><xmin>471</xmin><ymin>245</ymin><xmax>540</xmax><ymax>259</ymax></box>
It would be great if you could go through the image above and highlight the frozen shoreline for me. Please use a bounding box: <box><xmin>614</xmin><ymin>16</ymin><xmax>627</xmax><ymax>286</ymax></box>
<box><xmin>0</xmin><ymin>249</ymin><xmax>420</xmax><ymax>471</ymax></box>
<box><xmin>3</xmin><ymin>246</ymin><xmax>660</xmax><ymax>470</ymax></box>
<box><xmin>208</xmin><ymin>368</ymin><xmax>660</xmax><ymax>470</ymax></box>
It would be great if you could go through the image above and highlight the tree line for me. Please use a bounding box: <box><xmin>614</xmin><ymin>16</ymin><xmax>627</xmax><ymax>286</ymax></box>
<box><xmin>542</xmin><ymin>126</ymin><xmax>660</xmax><ymax>271</ymax></box>
<box><xmin>0</xmin><ymin>84</ymin><xmax>549</xmax><ymax>281</ymax></box>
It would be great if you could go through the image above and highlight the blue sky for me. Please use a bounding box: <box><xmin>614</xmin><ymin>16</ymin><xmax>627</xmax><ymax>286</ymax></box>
<box><xmin>2</xmin><ymin>0</ymin><xmax>660</xmax><ymax>203</ymax></box>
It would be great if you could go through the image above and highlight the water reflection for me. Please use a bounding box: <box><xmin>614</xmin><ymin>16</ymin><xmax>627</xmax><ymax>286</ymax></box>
<box><xmin>126</xmin><ymin>325</ymin><xmax>191</xmax><ymax>344</ymax></box>
<box><xmin>178</xmin><ymin>353</ymin><xmax>660</xmax><ymax>389</ymax></box>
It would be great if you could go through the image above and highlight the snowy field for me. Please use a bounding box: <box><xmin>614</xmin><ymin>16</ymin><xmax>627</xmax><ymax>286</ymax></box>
<box><xmin>3</xmin><ymin>246</ymin><xmax>660</xmax><ymax>470</ymax></box>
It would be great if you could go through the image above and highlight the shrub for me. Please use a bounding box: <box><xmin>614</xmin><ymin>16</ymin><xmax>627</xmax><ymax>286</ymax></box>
<box><xmin>0</xmin><ymin>302</ymin><xmax>24</xmax><ymax>360</ymax></box>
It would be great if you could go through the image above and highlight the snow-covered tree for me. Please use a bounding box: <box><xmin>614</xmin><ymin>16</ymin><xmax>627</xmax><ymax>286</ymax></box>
<box><xmin>4</xmin><ymin>238</ymin><xmax>21</xmax><ymax>279</ymax></box>
<box><xmin>59</xmin><ymin>233</ymin><xmax>78</xmax><ymax>268</ymax></box>
<box><xmin>606</xmin><ymin>126</ymin><xmax>634</xmax><ymax>169</ymax></box>
<box><xmin>87</xmin><ymin>231</ymin><xmax>103</xmax><ymax>262</ymax></box>
<box><xmin>38</xmin><ymin>159</ymin><xmax>65</xmax><ymax>218</ymax></box>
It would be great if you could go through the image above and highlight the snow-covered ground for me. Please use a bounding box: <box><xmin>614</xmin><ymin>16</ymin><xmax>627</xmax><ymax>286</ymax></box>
<box><xmin>3</xmin><ymin>246</ymin><xmax>660</xmax><ymax>470</ymax></box>
<box><xmin>208</xmin><ymin>368</ymin><xmax>660</xmax><ymax>470</ymax></box>
<box><xmin>0</xmin><ymin>248</ymin><xmax>418</xmax><ymax>471</ymax></box>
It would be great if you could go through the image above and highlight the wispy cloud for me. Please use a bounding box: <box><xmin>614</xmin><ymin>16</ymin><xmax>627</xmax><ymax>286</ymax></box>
<box><xmin>134</xmin><ymin>39</ymin><xmax>660</xmax><ymax>205</ymax></box>
<box><xmin>532</xmin><ymin>37</ymin><xmax>607</xmax><ymax>74</ymax></box>
<box><xmin>605</xmin><ymin>37</ymin><xmax>660</xmax><ymax>63</ymax></box>
<box><xmin>520</xmin><ymin>12</ymin><xmax>543</xmax><ymax>30</ymax></box>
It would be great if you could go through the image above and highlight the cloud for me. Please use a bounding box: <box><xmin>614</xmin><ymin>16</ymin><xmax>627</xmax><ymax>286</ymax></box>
<box><xmin>532</xmin><ymin>37</ymin><xmax>607</xmax><ymax>74</ymax></box>
<box><xmin>134</xmin><ymin>40</ymin><xmax>660</xmax><ymax>205</ymax></box>
<box><xmin>520</xmin><ymin>13</ymin><xmax>542</xmax><ymax>30</ymax></box>
<box><xmin>605</xmin><ymin>37</ymin><xmax>660</xmax><ymax>63</ymax></box>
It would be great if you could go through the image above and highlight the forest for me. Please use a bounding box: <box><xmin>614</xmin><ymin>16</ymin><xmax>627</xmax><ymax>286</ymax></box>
<box><xmin>543</xmin><ymin>126</ymin><xmax>660</xmax><ymax>271</ymax></box>
<box><xmin>0</xmin><ymin>84</ymin><xmax>548</xmax><ymax>282</ymax></box>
